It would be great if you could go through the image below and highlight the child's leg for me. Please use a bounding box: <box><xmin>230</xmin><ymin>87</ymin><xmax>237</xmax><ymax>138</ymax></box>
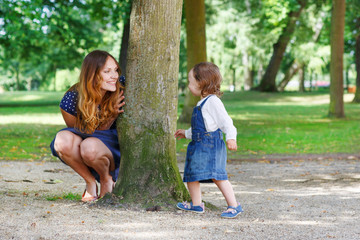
<box><xmin>187</xmin><ymin>181</ymin><xmax>202</xmax><ymax>206</ymax></box>
<box><xmin>212</xmin><ymin>179</ymin><xmax>238</xmax><ymax>207</ymax></box>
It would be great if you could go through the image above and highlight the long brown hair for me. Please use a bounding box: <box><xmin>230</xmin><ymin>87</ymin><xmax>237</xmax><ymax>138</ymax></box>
<box><xmin>70</xmin><ymin>50</ymin><xmax>124</xmax><ymax>134</ymax></box>
<box><xmin>192</xmin><ymin>62</ymin><xmax>223</xmax><ymax>97</ymax></box>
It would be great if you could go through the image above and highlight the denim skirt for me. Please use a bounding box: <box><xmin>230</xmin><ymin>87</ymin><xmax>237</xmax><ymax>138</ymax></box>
<box><xmin>50</xmin><ymin>127</ymin><xmax>120</xmax><ymax>182</ymax></box>
<box><xmin>183</xmin><ymin>130</ymin><xmax>228</xmax><ymax>182</ymax></box>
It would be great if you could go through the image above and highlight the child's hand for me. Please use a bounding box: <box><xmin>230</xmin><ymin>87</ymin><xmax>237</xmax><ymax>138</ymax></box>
<box><xmin>226</xmin><ymin>139</ymin><xmax>237</xmax><ymax>151</ymax></box>
<box><xmin>174</xmin><ymin>129</ymin><xmax>186</xmax><ymax>140</ymax></box>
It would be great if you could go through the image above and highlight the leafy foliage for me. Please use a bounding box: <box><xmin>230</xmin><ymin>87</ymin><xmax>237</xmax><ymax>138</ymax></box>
<box><xmin>2</xmin><ymin>91</ymin><xmax>359</xmax><ymax>161</ymax></box>
<box><xmin>0</xmin><ymin>0</ymin><xmax>131</xmax><ymax>90</ymax></box>
<box><xmin>0</xmin><ymin>0</ymin><xmax>359</xmax><ymax>92</ymax></box>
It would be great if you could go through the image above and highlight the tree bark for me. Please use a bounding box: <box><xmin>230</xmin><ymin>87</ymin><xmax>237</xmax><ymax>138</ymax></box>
<box><xmin>15</xmin><ymin>63</ymin><xmax>20</xmax><ymax>91</ymax></box>
<box><xmin>308</xmin><ymin>70</ymin><xmax>313</xmax><ymax>92</ymax></box>
<box><xmin>352</xmin><ymin>34</ymin><xmax>360</xmax><ymax>103</ymax></box>
<box><xmin>114</xmin><ymin>0</ymin><xmax>189</xmax><ymax>205</ymax></box>
<box><xmin>243</xmin><ymin>51</ymin><xmax>253</xmax><ymax>91</ymax></box>
<box><xmin>178</xmin><ymin>0</ymin><xmax>206</xmax><ymax>123</ymax></box>
<box><xmin>329</xmin><ymin>0</ymin><xmax>345</xmax><ymax>118</ymax></box>
<box><xmin>278</xmin><ymin>61</ymin><xmax>300</xmax><ymax>92</ymax></box>
<box><xmin>298</xmin><ymin>64</ymin><xmax>305</xmax><ymax>92</ymax></box>
<box><xmin>277</xmin><ymin>16</ymin><xmax>323</xmax><ymax>92</ymax></box>
<box><xmin>53</xmin><ymin>65</ymin><xmax>57</xmax><ymax>92</ymax></box>
<box><xmin>256</xmin><ymin>64</ymin><xmax>263</xmax><ymax>86</ymax></box>
<box><xmin>119</xmin><ymin>4</ymin><xmax>131</xmax><ymax>74</ymax></box>
<box><xmin>256</xmin><ymin>0</ymin><xmax>307</xmax><ymax>92</ymax></box>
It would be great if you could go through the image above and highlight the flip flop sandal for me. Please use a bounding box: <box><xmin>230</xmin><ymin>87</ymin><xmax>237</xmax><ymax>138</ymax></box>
<box><xmin>81</xmin><ymin>185</ymin><xmax>98</xmax><ymax>202</ymax></box>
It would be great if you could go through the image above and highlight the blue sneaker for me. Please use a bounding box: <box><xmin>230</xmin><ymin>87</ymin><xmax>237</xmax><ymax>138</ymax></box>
<box><xmin>177</xmin><ymin>201</ymin><xmax>204</xmax><ymax>213</ymax></box>
<box><xmin>221</xmin><ymin>203</ymin><xmax>243</xmax><ymax>218</ymax></box>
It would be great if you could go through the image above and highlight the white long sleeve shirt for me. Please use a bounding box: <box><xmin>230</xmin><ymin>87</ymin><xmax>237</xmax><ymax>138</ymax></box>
<box><xmin>185</xmin><ymin>95</ymin><xmax>237</xmax><ymax>141</ymax></box>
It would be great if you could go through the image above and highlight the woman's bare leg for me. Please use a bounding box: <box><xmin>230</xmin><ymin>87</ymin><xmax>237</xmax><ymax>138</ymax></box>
<box><xmin>54</xmin><ymin>131</ymin><xmax>97</xmax><ymax>197</ymax></box>
<box><xmin>80</xmin><ymin>137</ymin><xmax>115</xmax><ymax>198</ymax></box>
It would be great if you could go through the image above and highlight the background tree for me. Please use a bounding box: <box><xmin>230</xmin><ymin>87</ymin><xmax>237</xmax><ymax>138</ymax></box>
<box><xmin>0</xmin><ymin>0</ymin><xmax>131</xmax><ymax>91</ymax></box>
<box><xmin>328</xmin><ymin>0</ymin><xmax>345</xmax><ymax>118</ymax></box>
<box><xmin>277</xmin><ymin>4</ymin><xmax>327</xmax><ymax>92</ymax></box>
<box><xmin>114</xmin><ymin>0</ymin><xmax>189</xmax><ymax>205</ymax></box>
<box><xmin>206</xmin><ymin>3</ymin><xmax>254</xmax><ymax>91</ymax></box>
<box><xmin>345</xmin><ymin>0</ymin><xmax>360</xmax><ymax>103</ymax></box>
<box><xmin>118</xmin><ymin>6</ymin><xmax>131</xmax><ymax>74</ymax></box>
<box><xmin>1</xmin><ymin>0</ymin><xmax>358</xmax><ymax>97</ymax></box>
<box><xmin>256</xmin><ymin>0</ymin><xmax>308</xmax><ymax>92</ymax></box>
<box><xmin>178</xmin><ymin>0</ymin><xmax>207</xmax><ymax>123</ymax></box>
<box><xmin>89</xmin><ymin>0</ymin><xmax>133</xmax><ymax>73</ymax></box>
<box><xmin>353</xmin><ymin>34</ymin><xmax>360</xmax><ymax>102</ymax></box>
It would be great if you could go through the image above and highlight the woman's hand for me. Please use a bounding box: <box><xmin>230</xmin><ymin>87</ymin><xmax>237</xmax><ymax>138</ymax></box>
<box><xmin>115</xmin><ymin>90</ymin><xmax>125</xmax><ymax>114</ymax></box>
<box><xmin>226</xmin><ymin>139</ymin><xmax>237</xmax><ymax>151</ymax></box>
<box><xmin>174</xmin><ymin>129</ymin><xmax>186</xmax><ymax>140</ymax></box>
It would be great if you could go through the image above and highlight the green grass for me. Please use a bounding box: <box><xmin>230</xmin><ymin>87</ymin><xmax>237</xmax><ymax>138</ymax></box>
<box><xmin>0</xmin><ymin>91</ymin><xmax>64</xmax><ymax>161</ymax></box>
<box><xmin>176</xmin><ymin>91</ymin><xmax>360</xmax><ymax>159</ymax></box>
<box><xmin>45</xmin><ymin>192</ymin><xmax>82</xmax><ymax>201</ymax></box>
<box><xmin>0</xmin><ymin>91</ymin><xmax>64</xmax><ymax>106</ymax></box>
<box><xmin>1</xmin><ymin>90</ymin><xmax>359</xmax><ymax>161</ymax></box>
<box><xmin>0</xmin><ymin>123</ymin><xmax>60</xmax><ymax>161</ymax></box>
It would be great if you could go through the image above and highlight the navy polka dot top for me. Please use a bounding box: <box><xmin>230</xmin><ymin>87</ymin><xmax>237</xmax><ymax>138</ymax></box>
<box><xmin>59</xmin><ymin>90</ymin><xmax>78</xmax><ymax>116</ymax></box>
<box><xmin>59</xmin><ymin>75</ymin><xmax>125</xmax><ymax>116</ymax></box>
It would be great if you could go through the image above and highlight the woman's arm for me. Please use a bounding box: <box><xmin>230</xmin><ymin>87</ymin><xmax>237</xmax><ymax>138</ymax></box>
<box><xmin>97</xmin><ymin>116</ymin><xmax>118</xmax><ymax>130</ymax></box>
<box><xmin>61</xmin><ymin>109</ymin><xmax>76</xmax><ymax>128</ymax></box>
<box><xmin>97</xmin><ymin>90</ymin><xmax>125</xmax><ymax>130</ymax></box>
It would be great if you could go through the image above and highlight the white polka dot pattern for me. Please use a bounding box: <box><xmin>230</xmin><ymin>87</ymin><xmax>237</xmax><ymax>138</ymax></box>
<box><xmin>60</xmin><ymin>90</ymin><xmax>78</xmax><ymax>116</ymax></box>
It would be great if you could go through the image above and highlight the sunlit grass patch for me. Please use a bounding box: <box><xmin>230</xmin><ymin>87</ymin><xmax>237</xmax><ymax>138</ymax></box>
<box><xmin>0</xmin><ymin>123</ymin><xmax>62</xmax><ymax>161</ymax></box>
<box><xmin>0</xmin><ymin>91</ymin><xmax>64</xmax><ymax>106</ymax></box>
<box><xmin>1</xmin><ymin>91</ymin><xmax>360</xmax><ymax>161</ymax></box>
<box><xmin>177</xmin><ymin>91</ymin><xmax>360</xmax><ymax>159</ymax></box>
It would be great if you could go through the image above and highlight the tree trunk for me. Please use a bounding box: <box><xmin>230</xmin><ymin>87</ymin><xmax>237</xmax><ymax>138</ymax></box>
<box><xmin>178</xmin><ymin>0</ymin><xmax>206</xmax><ymax>123</ymax></box>
<box><xmin>308</xmin><ymin>70</ymin><xmax>313</xmax><ymax>92</ymax></box>
<box><xmin>277</xmin><ymin>17</ymin><xmax>323</xmax><ymax>92</ymax></box>
<box><xmin>352</xmin><ymin>34</ymin><xmax>360</xmax><ymax>103</ymax></box>
<box><xmin>345</xmin><ymin>67</ymin><xmax>350</xmax><ymax>91</ymax></box>
<box><xmin>256</xmin><ymin>64</ymin><xmax>263</xmax><ymax>86</ymax></box>
<box><xmin>298</xmin><ymin>64</ymin><xmax>305</xmax><ymax>92</ymax></box>
<box><xmin>119</xmin><ymin>5</ymin><xmax>131</xmax><ymax>74</ymax></box>
<box><xmin>15</xmin><ymin>64</ymin><xmax>21</xmax><ymax>91</ymax></box>
<box><xmin>277</xmin><ymin>62</ymin><xmax>300</xmax><ymax>92</ymax></box>
<box><xmin>256</xmin><ymin>0</ymin><xmax>307</xmax><ymax>92</ymax></box>
<box><xmin>114</xmin><ymin>0</ymin><xmax>188</xmax><ymax>206</ymax></box>
<box><xmin>231</xmin><ymin>67</ymin><xmax>236</xmax><ymax>91</ymax></box>
<box><xmin>243</xmin><ymin>51</ymin><xmax>253</xmax><ymax>90</ymax></box>
<box><xmin>53</xmin><ymin>66</ymin><xmax>57</xmax><ymax>92</ymax></box>
<box><xmin>329</xmin><ymin>0</ymin><xmax>345</xmax><ymax>118</ymax></box>
<box><xmin>14</xmin><ymin>62</ymin><xmax>20</xmax><ymax>91</ymax></box>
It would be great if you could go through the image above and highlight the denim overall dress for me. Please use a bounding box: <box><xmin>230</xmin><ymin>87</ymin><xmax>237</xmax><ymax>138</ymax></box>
<box><xmin>183</xmin><ymin>95</ymin><xmax>228</xmax><ymax>183</ymax></box>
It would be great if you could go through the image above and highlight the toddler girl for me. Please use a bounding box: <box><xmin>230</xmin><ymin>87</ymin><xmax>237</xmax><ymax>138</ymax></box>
<box><xmin>174</xmin><ymin>62</ymin><xmax>243</xmax><ymax>218</ymax></box>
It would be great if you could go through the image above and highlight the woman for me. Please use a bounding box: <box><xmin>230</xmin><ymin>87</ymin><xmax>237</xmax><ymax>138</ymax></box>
<box><xmin>50</xmin><ymin>50</ymin><xmax>125</xmax><ymax>202</ymax></box>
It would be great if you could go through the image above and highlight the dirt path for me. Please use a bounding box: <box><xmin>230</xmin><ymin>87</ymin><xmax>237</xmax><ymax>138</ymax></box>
<box><xmin>1</xmin><ymin>157</ymin><xmax>360</xmax><ymax>239</ymax></box>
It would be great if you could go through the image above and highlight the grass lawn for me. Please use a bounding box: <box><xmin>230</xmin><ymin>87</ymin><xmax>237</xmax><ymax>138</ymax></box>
<box><xmin>0</xmin><ymin>91</ymin><xmax>64</xmax><ymax>107</ymax></box>
<box><xmin>0</xmin><ymin>91</ymin><xmax>359</xmax><ymax>161</ymax></box>
<box><xmin>176</xmin><ymin>91</ymin><xmax>360</xmax><ymax>159</ymax></box>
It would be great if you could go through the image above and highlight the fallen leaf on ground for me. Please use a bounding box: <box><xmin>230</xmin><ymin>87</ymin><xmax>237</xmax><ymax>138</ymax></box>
<box><xmin>23</xmin><ymin>180</ymin><xmax>34</xmax><ymax>183</ymax></box>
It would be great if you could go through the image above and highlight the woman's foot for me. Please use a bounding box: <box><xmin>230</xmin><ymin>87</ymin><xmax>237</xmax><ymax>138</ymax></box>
<box><xmin>99</xmin><ymin>178</ymin><xmax>115</xmax><ymax>198</ymax></box>
<box><xmin>82</xmin><ymin>182</ymin><xmax>98</xmax><ymax>202</ymax></box>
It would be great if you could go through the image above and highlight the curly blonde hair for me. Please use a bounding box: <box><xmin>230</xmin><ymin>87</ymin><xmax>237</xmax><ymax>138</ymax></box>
<box><xmin>192</xmin><ymin>62</ymin><xmax>223</xmax><ymax>98</ymax></box>
<box><xmin>69</xmin><ymin>50</ymin><xmax>124</xmax><ymax>134</ymax></box>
